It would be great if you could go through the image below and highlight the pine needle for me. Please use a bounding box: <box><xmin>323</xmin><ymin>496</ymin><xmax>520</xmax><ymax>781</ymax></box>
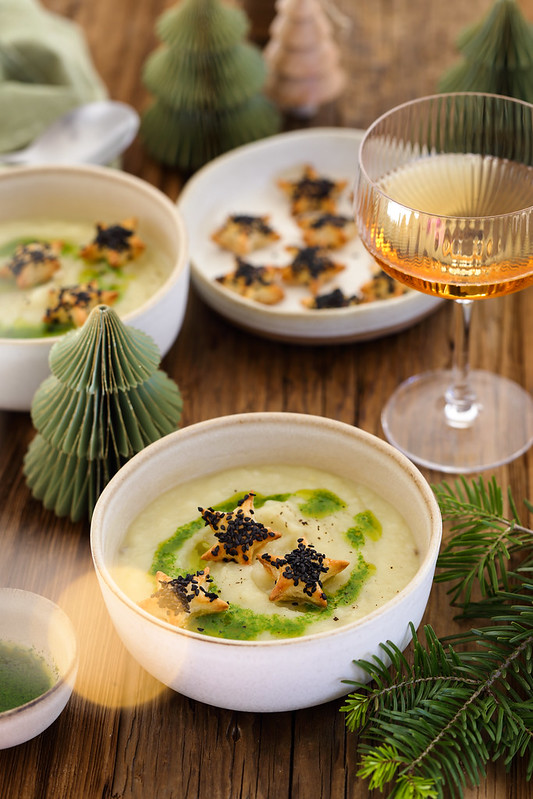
<box><xmin>341</xmin><ymin>475</ymin><xmax>533</xmax><ymax>798</ymax></box>
<box><xmin>433</xmin><ymin>476</ymin><xmax>533</xmax><ymax>606</ymax></box>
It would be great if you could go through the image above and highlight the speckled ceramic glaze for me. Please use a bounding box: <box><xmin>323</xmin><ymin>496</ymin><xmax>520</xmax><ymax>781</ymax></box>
<box><xmin>90</xmin><ymin>412</ymin><xmax>442</xmax><ymax>713</ymax></box>
<box><xmin>0</xmin><ymin>588</ymin><xmax>78</xmax><ymax>749</ymax></box>
<box><xmin>0</xmin><ymin>164</ymin><xmax>189</xmax><ymax>411</ymax></box>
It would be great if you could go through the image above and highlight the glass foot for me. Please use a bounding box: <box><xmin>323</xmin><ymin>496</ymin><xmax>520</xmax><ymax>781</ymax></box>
<box><xmin>381</xmin><ymin>369</ymin><xmax>533</xmax><ymax>473</ymax></box>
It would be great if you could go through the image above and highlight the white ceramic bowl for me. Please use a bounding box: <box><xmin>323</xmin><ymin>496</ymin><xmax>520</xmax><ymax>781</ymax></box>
<box><xmin>178</xmin><ymin>127</ymin><xmax>442</xmax><ymax>344</ymax></box>
<box><xmin>91</xmin><ymin>412</ymin><xmax>442</xmax><ymax>713</ymax></box>
<box><xmin>0</xmin><ymin>164</ymin><xmax>189</xmax><ymax>411</ymax></box>
<box><xmin>0</xmin><ymin>588</ymin><xmax>78</xmax><ymax>749</ymax></box>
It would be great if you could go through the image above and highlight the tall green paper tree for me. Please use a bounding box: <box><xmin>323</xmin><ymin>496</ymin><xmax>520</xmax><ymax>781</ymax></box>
<box><xmin>439</xmin><ymin>0</ymin><xmax>533</xmax><ymax>102</ymax></box>
<box><xmin>23</xmin><ymin>305</ymin><xmax>183</xmax><ymax>523</ymax></box>
<box><xmin>140</xmin><ymin>0</ymin><xmax>281</xmax><ymax>170</ymax></box>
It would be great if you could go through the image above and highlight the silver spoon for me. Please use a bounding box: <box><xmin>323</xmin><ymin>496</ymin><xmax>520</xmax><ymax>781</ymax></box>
<box><xmin>0</xmin><ymin>100</ymin><xmax>140</xmax><ymax>166</ymax></box>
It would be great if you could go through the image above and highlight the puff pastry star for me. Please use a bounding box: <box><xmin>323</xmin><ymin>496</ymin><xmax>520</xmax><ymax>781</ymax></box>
<box><xmin>297</xmin><ymin>213</ymin><xmax>357</xmax><ymax>250</ymax></box>
<box><xmin>280</xmin><ymin>245</ymin><xmax>345</xmax><ymax>295</ymax></box>
<box><xmin>1</xmin><ymin>240</ymin><xmax>61</xmax><ymax>289</ymax></box>
<box><xmin>258</xmin><ymin>538</ymin><xmax>349</xmax><ymax>608</ymax></box>
<box><xmin>359</xmin><ymin>269</ymin><xmax>408</xmax><ymax>302</ymax></box>
<box><xmin>302</xmin><ymin>287</ymin><xmax>359</xmax><ymax>309</ymax></box>
<box><xmin>278</xmin><ymin>165</ymin><xmax>347</xmax><ymax>216</ymax></box>
<box><xmin>80</xmin><ymin>217</ymin><xmax>145</xmax><ymax>267</ymax></box>
<box><xmin>44</xmin><ymin>281</ymin><xmax>119</xmax><ymax>327</ymax></box>
<box><xmin>216</xmin><ymin>257</ymin><xmax>284</xmax><ymax>305</ymax></box>
<box><xmin>138</xmin><ymin>568</ymin><xmax>229</xmax><ymax>627</ymax></box>
<box><xmin>200</xmin><ymin>492</ymin><xmax>282</xmax><ymax>565</ymax></box>
<box><xmin>211</xmin><ymin>213</ymin><xmax>281</xmax><ymax>255</ymax></box>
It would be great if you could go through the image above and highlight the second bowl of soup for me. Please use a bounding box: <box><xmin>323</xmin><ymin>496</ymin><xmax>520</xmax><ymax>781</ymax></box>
<box><xmin>0</xmin><ymin>164</ymin><xmax>188</xmax><ymax>410</ymax></box>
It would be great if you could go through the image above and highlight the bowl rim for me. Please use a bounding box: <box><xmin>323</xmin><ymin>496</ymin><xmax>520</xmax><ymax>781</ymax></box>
<box><xmin>0</xmin><ymin>163</ymin><xmax>189</xmax><ymax>347</ymax></box>
<box><xmin>0</xmin><ymin>587</ymin><xmax>78</xmax><ymax>719</ymax></box>
<box><xmin>91</xmin><ymin>412</ymin><xmax>442</xmax><ymax>649</ymax></box>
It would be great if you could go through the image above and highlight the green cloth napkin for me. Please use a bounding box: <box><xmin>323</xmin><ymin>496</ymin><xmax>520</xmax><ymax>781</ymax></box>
<box><xmin>0</xmin><ymin>0</ymin><xmax>107</xmax><ymax>153</ymax></box>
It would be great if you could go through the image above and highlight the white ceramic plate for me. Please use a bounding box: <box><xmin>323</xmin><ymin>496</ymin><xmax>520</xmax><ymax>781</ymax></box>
<box><xmin>178</xmin><ymin>128</ymin><xmax>442</xmax><ymax>344</ymax></box>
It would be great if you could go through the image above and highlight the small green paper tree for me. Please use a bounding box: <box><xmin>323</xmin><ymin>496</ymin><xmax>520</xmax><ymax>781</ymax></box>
<box><xmin>439</xmin><ymin>0</ymin><xmax>533</xmax><ymax>102</ymax></box>
<box><xmin>23</xmin><ymin>305</ymin><xmax>183</xmax><ymax>523</ymax></box>
<box><xmin>140</xmin><ymin>0</ymin><xmax>281</xmax><ymax>170</ymax></box>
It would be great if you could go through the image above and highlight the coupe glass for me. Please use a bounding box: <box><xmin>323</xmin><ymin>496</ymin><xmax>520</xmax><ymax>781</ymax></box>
<box><xmin>356</xmin><ymin>92</ymin><xmax>533</xmax><ymax>473</ymax></box>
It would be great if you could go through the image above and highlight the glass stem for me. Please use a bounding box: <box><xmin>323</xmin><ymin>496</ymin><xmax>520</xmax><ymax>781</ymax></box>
<box><xmin>444</xmin><ymin>299</ymin><xmax>479</xmax><ymax>428</ymax></box>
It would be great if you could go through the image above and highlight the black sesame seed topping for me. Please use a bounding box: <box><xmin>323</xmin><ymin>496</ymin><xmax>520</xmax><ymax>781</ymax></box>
<box><xmin>200</xmin><ymin>493</ymin><xmax>277</xmax><ymax>559</ymax></box>
<box><xmin>153</xmin><ymin>570</ymin><xmax>219</xmax><ymax>615</ymax></box>
<box><xmin>8</xmin><ymin>241</ymin><xmax>57</xmax><ymax>275</ymax></box>
<box><xmin>309</xmin><ymin>214</ymin><xmax>348</xmax><ymax>229</ymax></box>
<box><xmin>312</xmin><ymin>288</ymin><xmax>353</xmax><ymax>309</ymax></box>
<box><xmin>94</xmin><ymin>223</ymin><xmax>133</xmax><ymax>252</ymax></box>
<box><xmin>230</xmin><ymin>215</ymin><xmax>273</xmax><ymax>235</ymax></box>
<box><xmin>267</xmin><ymin>538</ymin><xmax>329</xmax><ymax>598</ymax></box>
<box><xmin>44</xmin><ymin>283</ymin><xmax>104</xmax><ymax>323</ymax></box>
<box><xmin>292</xmin><ymin>176</ymin><xmax>335</xmax><ymax>201</ymax></box>
<box><xmin>234</xmin><ymin>258</ymin><xmax>272</xmax><ymax>286</ymax></box>
<box><xmin>290</xmin><ymin>247</ymin><xmax>333</xmax><ymax>279</ymax></box>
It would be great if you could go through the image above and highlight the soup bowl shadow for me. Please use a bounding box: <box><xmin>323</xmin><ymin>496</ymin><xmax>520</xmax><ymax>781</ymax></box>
<box><xmin>0</xmin><ymin>164</ymin><xmax>189</xmax><ymax>411</ymax></box>
<box><xmin>90</xmin><ymin>412</ymin><xmax>442</xmax><ymax>713</ymax></box>
<box><xmin>0</xmin><ymin>588</ymin><xmax>78</xmax><ymax>749</ymax></box>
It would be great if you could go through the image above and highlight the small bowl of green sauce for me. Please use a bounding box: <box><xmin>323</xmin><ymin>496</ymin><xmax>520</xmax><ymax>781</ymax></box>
<box><xmin>0</xmin><ymin>588</ymin><xmax>78</xmax><ymax>749</ymax></box>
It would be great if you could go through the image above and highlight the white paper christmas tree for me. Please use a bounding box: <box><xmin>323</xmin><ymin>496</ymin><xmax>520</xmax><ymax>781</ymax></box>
<box><xmin>263</xmin><ymin>0</ymin><xmax>346</xmax><ymax>117</ymax></box>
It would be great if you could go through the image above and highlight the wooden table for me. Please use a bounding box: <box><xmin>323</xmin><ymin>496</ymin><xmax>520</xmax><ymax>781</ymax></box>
<box><xmin>1</xmin><ymin>1</ymin><xmax>532</xmax><ymax>796</ymax></box>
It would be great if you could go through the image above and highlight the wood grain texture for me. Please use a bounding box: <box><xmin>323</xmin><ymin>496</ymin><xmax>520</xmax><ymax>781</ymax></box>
<box><xmin>1</xmin><ymin>1</ymin><xmax>532</xmax><ymax>797</ymax></box>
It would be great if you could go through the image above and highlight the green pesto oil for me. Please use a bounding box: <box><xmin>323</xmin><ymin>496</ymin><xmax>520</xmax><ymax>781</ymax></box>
<box><xmin>188</xmin><ymin>553</ymin><xmax>373</xmax><ymax>640</ymax></box>
<box><xmin>0</xmin><ymin>641</ymin><xmax>54</xmax><ymax>712</ymax></box>
<box><xmin>346</xmin><ymin>510</ymin><xmax>382</xmax><ymax>547</ymax></box>
<box><xmin>150</xmin><ymin>487</ymin><xmax>379</xmax><ymax>641</ymax></box>
<box><xmin>296</xmin><ymin>488</ymin><xmax>346</xmax><ymax>517</ymax></box>
<box><xmin>151</xmin><ymin>491</ymin><xmax>291</xmax><ymax>576</ymax></box>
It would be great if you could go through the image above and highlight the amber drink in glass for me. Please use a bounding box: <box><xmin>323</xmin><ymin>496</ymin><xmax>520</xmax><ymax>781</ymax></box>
<box><xmin>356</xmin><ymin>92</ymin><xmax>533</xmax><ymax>472</ymax></box>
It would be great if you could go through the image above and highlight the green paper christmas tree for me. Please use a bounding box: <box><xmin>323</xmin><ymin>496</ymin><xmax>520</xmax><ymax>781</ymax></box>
<box><xmin>439</xmin><ymin>0</ymin><xmax>533</xmax><ymax>102</ymax></box>
<box><xmin>140</xmin><ymin>0</ymin><xmax>281</xmax><ymax>170</ymax></box>
<box><xmin>23</xmin><ymin>305</ymin><xmax>183</xmax><ymax>523</ymax></box>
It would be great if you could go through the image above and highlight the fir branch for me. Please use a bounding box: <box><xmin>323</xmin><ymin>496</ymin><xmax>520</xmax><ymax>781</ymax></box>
<box><xmin>341</xmin><ymin>476</ymin><xmax>533</xmax><ymax>798</ymax></box>
<box><xmin>433</xmin><ymin>476</ymin><xmax>533</xmax><ymax>606</ymax></box>
<box><xmin>342</xmin><ymin>613</ymin><xmax>533</xmax><ymax>798</ymax></box>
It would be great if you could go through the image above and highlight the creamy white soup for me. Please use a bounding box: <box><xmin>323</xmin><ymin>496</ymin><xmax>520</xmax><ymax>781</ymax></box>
<box><xmin>115</xmin><ymin>465</ymin><xmax>421</xmax><ymax>641</ymax></box>
<box><xmin>0</xmin><ymin>220</ymin><xmax>173</xmax><ymax>338</ymax></box>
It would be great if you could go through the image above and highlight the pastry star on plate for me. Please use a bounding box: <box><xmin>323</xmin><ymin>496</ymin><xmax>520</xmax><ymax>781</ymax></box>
<box><xmin>138</xmin><ymin>568</ymin><xmax>229</xmax><ymax>627</ymax></box>
<box><xmin>258</xmin><ymin>538</ymin><xmax>349</xmax><ymax>608</ymax></box>
<box><xmin>216</xmin><ymin>257</ymin><xmax>284</xmax><ymax>305</ymax></box>
<box><xmin>278</xmin><ymin>164</ymin><xmax>347</xmax><ymax>216</ymax></box>
<box><xmin>280</xmin><ymin>245</ymin><xmax>345</xmax><ymax>295</ymax></box>
<box><xmin>200</xmin><ymin>492</ymin><xmax>282</xmax><ymax>565</ymax></box>
<box><xmin>211</xmin><ymin>213</ymin><xmax>281</xmax><ymax>255</ymax></box>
